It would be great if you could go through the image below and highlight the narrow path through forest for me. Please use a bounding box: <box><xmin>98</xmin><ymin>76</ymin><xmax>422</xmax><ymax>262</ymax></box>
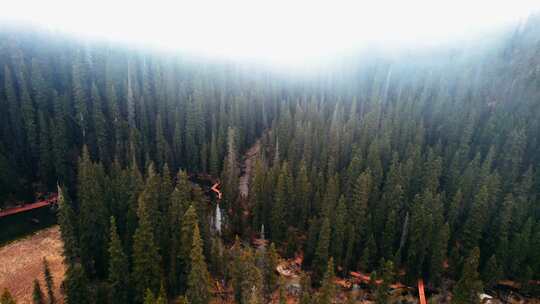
<box><xmin>238</xmin><ymin>140</ymin><xmax>261</xmax><ymax>198</ymax></box>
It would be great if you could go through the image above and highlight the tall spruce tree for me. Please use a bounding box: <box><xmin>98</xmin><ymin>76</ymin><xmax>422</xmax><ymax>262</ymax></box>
<box><xmin>32</xmin><ymin>279</ymin><xmax>45</xmax><ymax>304</ymax></box>
<box><xmin>179</xmin><ymin>205</ymin><xmax>198</xmax><ymax>291</ymax></box>
<box><xmin>375</xmin><ymin>259</ymin><xmax>394</xmax><ymax>304</ymax></box>
<box><xmin>108</xmin><ymin>217</ymin><xmax>129</xmax><ymax>304</ymax></box>
<box><xmin>452</xmin><ymin>247</ymin><xmax>483</xmax><ymax>304</ymax></box>
<box><xmin>42</xmin><ymin>259</ymin><xmax>55</xmax><ymax>304</ymax></box>
<box><xmin>78</xmin><ymin>147</ymin><xmax>109</xmax><ymax>277</ymax></box>
<box><xmin>63</xmin><ymin>263</ymin><xmax>91</xmax><ymax>304</ymax></box>
<box><xmin>132</xmin><ymin>188</ymin><xmax>162</xmax><ymax>302</ymax></box>
<box><xmin>319</xmin><ymin>258</ymin><xmax>336</xmax><ymax>304</ymax></box>
<box><xmin>186</xmin><ymin>224</ymin><xmax>211</xmax><ymax>304</ymax></box>
<box><xmin>57</xmin><ymin>185</ymin><xmax>79</xmax><ymax>265</ymax></box>
<box><xmin>313</xmin><ymin>217</ymin><xmax>331</xmax><ymax>284</ymax></box>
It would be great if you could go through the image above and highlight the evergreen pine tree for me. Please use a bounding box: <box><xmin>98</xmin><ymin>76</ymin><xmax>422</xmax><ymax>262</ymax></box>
<box><xmin>482</xmin><ymin>255</ymin><xmax>502</xmax><ymax>289</ymax></box>
<box><xmin>179</xmin><ymin>205</ymin><xmax>198</xmax><ymax>291</ymax></box>
<box><xmin>72</xmin><ymin>49</ymin><xmax>89</xmax><ymax>140</ymax></box>
<box><xmin>332</xmin><ymin>196</ymin><xmax>347</xmax><ymax>268</ymax></box>
<box><xmin>176</xmin><ymin>296</ymin><xmax>189</xmax><ymax>304</ymax></box>
<box><xmin>296</xmin><ymin>160</ymin><xmax>311</xmax><ymax>229</ymax></box>
<box><xmin>132</xmin><ymin>190</ymin><xmax>162</xmax><ymax>302</ymax></box>
<box><xmin>37</xmin><ymin>112</ymin><xmax>54</xmax><ymax>186</ymax></box>
<box><xmin>108</xmin><ymin>217</ymin><xmax>129</xmax><ymax>304</ymax></box>
<box><xmin>271</xmin><ymin>162</ymin><xmax>290</xmax><ymax>242</ymax></box>
<box><xmin>461</xmin><ymin>186</ymin><xmax>489</xmax><ymax>255</ymax></box>
<box><xmin>78</xmin><ymin>147</ymin><xmax>109</xmax><ymax>277</ymax></box>
<box><xmin>91</xmin><ymin>83</ymin><xmax>109</xmax><ymax>164</ymax></box>
<box><xmin>57</xmin><ymin>185</ymin><xmax>79</xmax><ymax>265</ymax></box>
<box><xmin>352</xmin><ymin>170</ymin><xmax>372</xmax><ymax>250</ymax></box>
<box><xmin>143</xmin><ymin>289</ymin><xmax>155</xmax><ymax>304</ymax></box>
<box><xmin>32</xmin><ymin>279</ymin><xmax>45</xmax><ymax>304</ymax></box>
<box><xmin>64</xmin><ymin>263</ymin><xmax>91</xmax><ymax>304</ymax></box>
<box><xmin>361</xmin><ymin>232</ymin><xmax>377</xmax><ymax>272</ymax></box>
<box><xmin>319</xmin><ymin>258</ymin><xmax>336</xmax><ymax>304</ymax></box>
<box><xmin>168</xmin><ymin>170</ymin><xmax>191</xmax><ymax>293</ymax></box>
<box><xmin>42</xmin><ymin>259</ymin><xmax>55</xmax><ymax>304</ymax></box>
<box><xmin>452</xmin><ymin>247</ymin><xmax>482</xmax><ymax>304</ymax></box>
<box><xmin>250</xmin><ymin>158</ymin><xmax>266</xmax><ymax>231</ymax></box>
<box><xmin>155</xmin><ymin>282</ymin><xmax>167</xmax><ymax>304</ymax></box>
<box><xmin>186</xmin><ymin>224</ymin><xmax>211</xmax><ymax>304</ymax></box>
<box><xmin>429</xmin><ymin>222</ymin><xmax>449</xmax><ymax>284</ymax></box>
<box><xmin>263</xmin><ymin>243</ymin><xmax>279</xmax><ymax>297</ymax></box>
<box><xmin>313</xmin><ymin>217</ymin><xmax>331</xmax><ymax>285</ymax></box>
<box><xmin>18</xmin><ymin>64</ymin><xmax>38</xmax><ymax>162</ymax></box>
<box><xmin>221</xmin><ymin>127</ymin><xmax>239</xmax><ymax>205</ymax></box>
<box><xmin>375</xmin><ymin>259</ymin><xmax>394</xmax><ymax>304</ymax></box>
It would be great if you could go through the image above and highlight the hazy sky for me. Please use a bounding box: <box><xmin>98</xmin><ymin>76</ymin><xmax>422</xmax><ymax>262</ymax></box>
<box><xmin>1</xmin><ymin>0</ymin><xmax>539</xmax><ymax>66</ymax></box>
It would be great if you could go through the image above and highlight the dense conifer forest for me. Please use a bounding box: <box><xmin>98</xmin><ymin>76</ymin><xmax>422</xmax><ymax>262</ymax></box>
<box><xmin>1</xmin><ymin>15</ymin><xmax>540</xmax><ymax>304</ymax></box>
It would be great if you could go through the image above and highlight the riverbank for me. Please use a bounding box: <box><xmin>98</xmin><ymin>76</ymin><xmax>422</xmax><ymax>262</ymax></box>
<box><xmin>0</xmin><ymin>207</ymin><xmax>57</xmax><ymax>246</ymax></box>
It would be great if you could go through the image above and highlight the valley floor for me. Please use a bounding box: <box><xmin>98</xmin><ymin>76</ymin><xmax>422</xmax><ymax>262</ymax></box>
<box><xmin>0</xmin><ymin>226</ymin><xmax>65</xmax><ymax>304</ymax></box>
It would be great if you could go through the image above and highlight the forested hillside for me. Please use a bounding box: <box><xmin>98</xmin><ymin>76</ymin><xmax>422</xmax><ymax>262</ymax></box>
<box><xmin>1</xmin><ymin>14</ymin><xmax>540</xmax><ymax>304</ymax></box>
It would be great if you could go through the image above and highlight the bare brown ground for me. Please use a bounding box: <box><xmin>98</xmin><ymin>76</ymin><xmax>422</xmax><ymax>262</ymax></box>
<box><xmin>0</xmin><ymin>226</ymin><xmax>65</xmax><ymax>304</ymax></box>
<box><xmin>238</xmin><ymin>140</ymin><xmax>261</xmax><ymax>198</ymax></box>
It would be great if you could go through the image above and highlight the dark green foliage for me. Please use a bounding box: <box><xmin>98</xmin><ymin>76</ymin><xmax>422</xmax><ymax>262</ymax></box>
<box><xmin>461</xmin><ymin>186</ymin><xmax>489</xmax><ymax>256</ymax></box>
<box><xmin>352</xmin><ymin>170</ymin><xmax>371</xmax><ymax>252</ymax></box>
<box><xmin>482</xmin><ymin>255</ymin><xmax>502</xmax><ymax>289</ymax></box>
<box><xmin>2</xmin><ymin>18</ymin><xmax>540</xmax><ymax>303</ymax></box>
<box><xmin>32</xmin><ymin>280</ymin><xmax>45</xmax><ymax>304</ymax></box>
<box><xmin>179</xmin><ymin>205</ymin><xmax>198</xmax><ymax>291</ymax></box>
<box><xmin>57</xmin><ymin>186</ymin><xmax>79</xmax><ymax>265</ymax></box>
<box><xmin>108</xmin><ymin>217</ymin><xmax>129</xmax><ymax>304</ymax></box>
<box><xmin>313</xmin><ymin>217</ymin><xmax>331</xmax><ymax>284</ymax></box>
<box><xmin>168</xmin><ymin>170</ymin><xmax>192</xmax><ymax>294</ymax></box>
<box><xmin>332</xmin><ymin>196</ymin><xmax>347</xmax><ymax>268</ymax></box>
<box><xmin>187</xmin><ymin>224</ymin><xmax>211</xmax><ymax>304</ymax></box>
<box><xmin>271</xmin><ymin>162</ymin><xmax>290</xmax><ymax>243</ymax></box>
<box><xmin>452</xmin><ymin>247</ymin><xmax>483</xmax><ymax>304</ymax></box>
<box><xmin>375</xmin><ymin>259</ymin><xmax>394</xmax><ymax>304</ymax></box>
<box><xmin>63</xmin><ymin>263</ymin><xmax>91</xmax><ymax>304</ymax></box>
<box><xmin>176</xmin><ymin>296</ymin><xmax>189</xmax><ymax>304</ymax></box>
<box><xmin>319</xmin><ymin>258</ymin><xmax>336</xmax><ymax>304</ymax></box>
<box><xmin>156</xmin><ymin>283</ymin><xmax>167</xmax><ymax>304</ymax></box>
<box><xmin>132</xmin><ymin>189</ymin><xmax>162</xmax><ymax>302</ymax></box>
<box><xmin>263</xmin><ymin>243</ymin><xmax>279</xmax><ymax>297</ymax></box>
<box><xmin>143</xmin><ymin>289</ymin><xmax>155</xmax><ymax>304</ymax></box>
<box><xmin>42</xmin><ymin>259</ymin><xmax>55</xmax><ymax>304</ymax></box>
<box><xmin>77</xmin><ymin>147</ymin><xmax>109</xmax><ymax>277</ymax></box>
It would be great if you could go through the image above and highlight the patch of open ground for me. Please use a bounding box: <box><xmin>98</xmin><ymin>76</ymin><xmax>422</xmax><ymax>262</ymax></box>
<box><xmin>0</xmin><ymin>225</ymin><xmax>65</xmax><ymax>304</ymax></box>
<box><xmin>238</xmin><ymin>140</ymin><xmax>261</xmax><ymax>198</ymax></box>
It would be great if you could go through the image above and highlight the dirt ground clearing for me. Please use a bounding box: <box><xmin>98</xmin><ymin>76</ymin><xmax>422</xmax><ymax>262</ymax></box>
<box><xmin>0</xmin><ymin>226</ymin><xmax>65</xmax><ymax>303</ymax></box>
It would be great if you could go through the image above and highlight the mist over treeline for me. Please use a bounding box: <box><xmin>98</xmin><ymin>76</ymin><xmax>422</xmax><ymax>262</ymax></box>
<box><xmin>0</xmin><ymin>13</ymin><xmax>539</xmax><ymax>303</ymax></box>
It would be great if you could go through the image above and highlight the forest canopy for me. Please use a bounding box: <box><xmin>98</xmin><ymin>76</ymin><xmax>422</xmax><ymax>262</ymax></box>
<box><xmin>1</xmin><ymin>14</ymin><xmax>540</xmax><ymax>303</ymax></box>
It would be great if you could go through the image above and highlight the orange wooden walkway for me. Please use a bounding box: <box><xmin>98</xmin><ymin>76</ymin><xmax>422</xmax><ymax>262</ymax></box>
<box><xmin>211</xmin><ymin>182</ymin><xmax>222</xmax><ymax>200</ymax></box>
<box><xmin>418</xmin><ymin>279</ymin><xmax>426</xmax><ymax>304</ymax></box>
<box><xmin>0</xmin><ymin>194</ymin><xmax>58</xmax><ymax>218</ymax></box>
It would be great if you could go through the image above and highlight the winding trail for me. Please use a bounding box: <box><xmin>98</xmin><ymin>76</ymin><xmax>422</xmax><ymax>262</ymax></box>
<box><xmin>238</xmin><ymin>140</ymin><xmax>261</xmax><ymax>198</ymax></box>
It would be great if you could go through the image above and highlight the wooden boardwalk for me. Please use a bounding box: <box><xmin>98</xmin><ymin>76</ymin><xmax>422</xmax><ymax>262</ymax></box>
<box><xmin>0</xmin><ymin>194</ymin><xmax>58</xmax><ymax>218</ymax></box>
